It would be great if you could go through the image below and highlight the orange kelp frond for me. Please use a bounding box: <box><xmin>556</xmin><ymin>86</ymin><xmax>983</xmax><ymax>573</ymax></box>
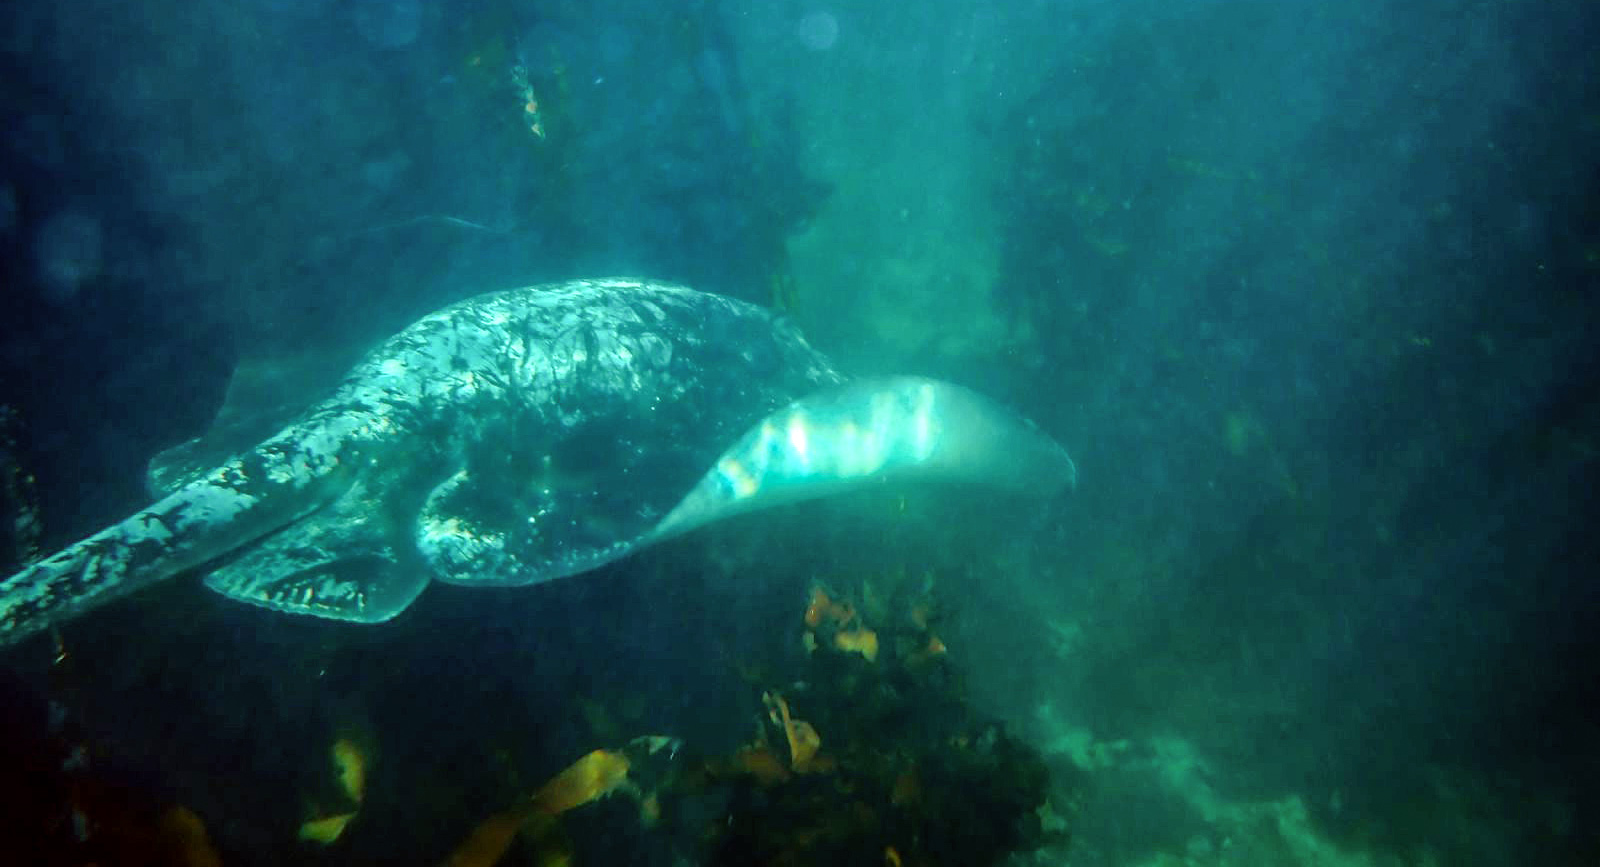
<box><xmin>803</xmin><ymin>587</ymin><xmax>826</xmax><ymax>626</ymax></box>
<box><xmin>730</xmin><ymin>743</ymin><xmax>791</xmax><ymax>785</ymax></box>
<box><xmin>762</xmin><ymin>690</ymin><xmax>792</xmax><ymax>730</ymax></box>
<box><xmin>833</xmin><ymin>626</ymin><xmax>880</xmax><ymax>662</ymax></box>
<box><xmin>442</xmin><ymin>749</ymin><xmax>631</xmax><ymax>867</ymax></box>
<box><xmin>908</xmin><ymin>600</ymin><xmax>933</xmax><ymax>630</ymax></box>
<box><xmin>804</xmin><ymin>583</ymin><xmax>856</xmax><ymax>627</ymax></box>
<box><xmin>298</xmin><ymin>811</ymin><xmax>356</xmax><ymax>844</ymax></box>
<box><xmin>530</xmin><ymin>749</ymin><xmax>632</xmax><ymax>816</ymax></box>
<box><xmin>906</xmin><ymin>633</ymin><xmax>947</xmax><ymax>665</ymax></box>
<box><xmin>298</xmin><ymin>736</ymin><xmax>367</xmax><ymax>845</ymax></box>
<box><xmin>439</xmin><ymin>734</ymin><xmax>670</xmax><ymax>867</ymax></box>
<box><xmin>157</xmin><ymin>805</ymin><xmax>223</xmax><ymax>867</ymax></box>
<box><xmin>762</xmin><ymin>691</ymin><xmax>825</xmax><ymax>772</ymax></box>
<box><xmin>787</xmin><ymin>719</ymin><xmax>822</xmax><ymax>771</ymax></box>
<box><xmin>332</xmin><ymin>738</ymin><xmax>366</xmax><ymax>804</ymax></box>
<box><xmin>440</xmin><ymin>809</ymin><xmax>553</xmax><ymax>867</ymax></box>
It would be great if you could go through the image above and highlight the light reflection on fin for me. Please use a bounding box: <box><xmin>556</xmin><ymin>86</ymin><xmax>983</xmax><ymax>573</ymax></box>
<box><xmin>647</xmin><ymin>376</ymin><xmax>1076</xmax><ymax>543</ymax></box>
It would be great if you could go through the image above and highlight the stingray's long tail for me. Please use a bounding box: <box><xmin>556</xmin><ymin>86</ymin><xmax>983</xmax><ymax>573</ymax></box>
<box><xmin>0</xmin><ymin>428</ymin><xmax>358</xmax><ymax>647</ymax></box>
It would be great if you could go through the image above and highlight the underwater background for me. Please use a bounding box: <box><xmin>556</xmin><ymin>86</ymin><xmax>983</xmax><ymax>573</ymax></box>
<box><xmin>1</xmin><ymin>0</ymin><xmax>1596</xmax><ymax>865</ymax></box>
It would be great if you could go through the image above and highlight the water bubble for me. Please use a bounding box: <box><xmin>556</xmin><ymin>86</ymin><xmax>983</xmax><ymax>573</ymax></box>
<box><xmin>797</xmin><ymin>11</ymin><xmax>840</xmax><ymax>52</ymax></box>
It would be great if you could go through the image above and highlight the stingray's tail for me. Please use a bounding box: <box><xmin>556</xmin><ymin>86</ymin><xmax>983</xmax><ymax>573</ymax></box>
<box><xmin>0</xmin><ymin>428</ymin><xmax>358</xmax><ymax>647</ymax></box>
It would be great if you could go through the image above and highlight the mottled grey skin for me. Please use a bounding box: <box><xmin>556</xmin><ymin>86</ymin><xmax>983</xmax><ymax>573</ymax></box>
<box><xmin>0</xmin><ymin>278</ymin><xmax>840</xmax><ymax>645</ymax></box>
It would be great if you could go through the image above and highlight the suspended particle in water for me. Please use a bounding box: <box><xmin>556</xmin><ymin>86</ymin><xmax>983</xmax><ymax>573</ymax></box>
<box><xmin>798</xmin><ymin>11</ymin><xmax>840</xmax><ymax>52</ymax></box>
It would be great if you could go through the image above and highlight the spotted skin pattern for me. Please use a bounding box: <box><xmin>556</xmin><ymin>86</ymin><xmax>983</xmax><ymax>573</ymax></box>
<box><xmin>0</xmin><ymin>279</ymin><xmax>840</xmax><ymax>645</ymax></box>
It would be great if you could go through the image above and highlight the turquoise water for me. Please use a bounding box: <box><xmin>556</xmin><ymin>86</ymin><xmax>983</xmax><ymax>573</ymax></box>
<box><xmin>1</xmin><ymin>1</ymin><xmax>1595</xmax><ymax>864</ymax></box>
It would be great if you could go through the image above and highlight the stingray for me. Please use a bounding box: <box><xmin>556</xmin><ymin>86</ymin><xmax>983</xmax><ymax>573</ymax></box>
<box><xmin>0</xmin><ymin>278</ymin><xmax>1074</xmax><ymax>645</ymax></box>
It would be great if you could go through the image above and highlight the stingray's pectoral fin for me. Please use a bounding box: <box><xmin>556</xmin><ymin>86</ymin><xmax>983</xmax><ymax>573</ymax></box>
<box><xmin>646</xmin><ymin>377</ymin><xmax>1077</xmax><ymax>543</ymax></box>
<box><xmin>409</xmin><ymin>378</ymin><xmax>1075</xmax><ymax>591</ymax></box>
<box><xmin>414</xmin><ymin>468</ymin><xmax>641</xmax><ymax>588</ymax></box>
<box><xmin>204</xmin><ymin>483</ymin><xmax>427</xmax><ymax>624</ymax></box>
<box><xmin>205</xmin><ymin>546</ymin><xmax>425</xmax><ymax>624</ymax></box>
